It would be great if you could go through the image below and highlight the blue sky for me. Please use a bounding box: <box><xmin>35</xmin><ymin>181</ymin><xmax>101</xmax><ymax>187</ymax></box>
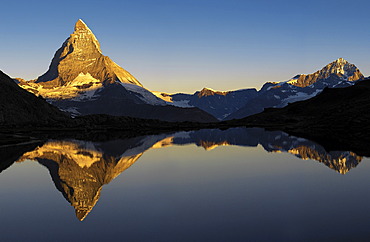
<box><xmin>1</xmin><ymin>0</ymin><xmax>370</xmax><ymax>93</ymax></box>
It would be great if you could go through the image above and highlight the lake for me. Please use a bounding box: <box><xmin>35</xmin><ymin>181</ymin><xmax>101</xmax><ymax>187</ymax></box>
<box><xmin>1</xmin><ymin>127</ymin><xmax>370</xmax><ymax>241</ymax></box>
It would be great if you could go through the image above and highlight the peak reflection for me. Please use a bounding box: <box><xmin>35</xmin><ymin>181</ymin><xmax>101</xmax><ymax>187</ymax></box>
<box><xmin>17</xmin><ymin>135</ymin><xmax>169</xmax><ymax>221</ymax></box>
<box><xmin>11</xmin><ymin>128</ymin><xmax>364</xmax><ymax>220</ymax></box>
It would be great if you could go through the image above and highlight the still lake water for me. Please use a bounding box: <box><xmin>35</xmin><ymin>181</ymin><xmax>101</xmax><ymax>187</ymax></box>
<box><xmin>1</xmin><ymin>127</ymin><xmax>370</xmax><ymax>241</ymax></box>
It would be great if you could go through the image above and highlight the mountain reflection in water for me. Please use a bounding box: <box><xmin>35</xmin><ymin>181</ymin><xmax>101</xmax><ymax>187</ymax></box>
<box><xmin>7</xmin><ymin>128</ymin><xmax>363</xmax><ymax>221</ymax></box>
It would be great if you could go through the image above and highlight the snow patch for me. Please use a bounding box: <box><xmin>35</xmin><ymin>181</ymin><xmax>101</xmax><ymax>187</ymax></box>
<box><xmin>170</xmin><ymin>100</ymin><xmax>193</xmax><ymax>108</ymax></box>
<box><xmin>119</xmin><ymin>83</ymin><xmax>166</xmax><ymax>106</ymax></box>
<box><xmin>35</xmin><ymin>72</ymin><xmax>103</xmax><ymax>100</ymax></box>
<box><xmin>280</xmin><ymin>89</ymin><xmax>321</xmax><ymax>107</ymax></box>
<box><xmin>286</xmin><ymin>78</ymin><xmax>298</xmax><ymax>84</ymax></box>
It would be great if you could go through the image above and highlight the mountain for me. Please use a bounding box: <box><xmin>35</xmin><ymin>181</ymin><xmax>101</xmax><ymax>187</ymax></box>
<box><xmin>154</xmin><ymin>58</ymin><xmax>363</xmax><ymax>121</ymax></box>
<box><xmin>155</xmin><ymin>87</ymin><xmax>258</xmax><ymax>120</ymax></box>
<box><xmin>234</xmin><ymin>78</ymin><xmax>370</xmax><ymax>154</ymax></box>
<box><xmin>288</xmin><ymin>58</ymin><xmax>363</xmax><ymax>87</ymax></box>
<box><xmin>36</xmin><ymin>19</ymin><xmax>142</xmax><ymax>88</ymax></box>
<box><xmin>18</xmin><ymin>19</ymin><xmax>217</xmax><ymax>123</ymax></box>
<box><xmin>225</xmin><ymin>58</ymin><xmax>364</xmax><ymax>120</ymax></box>
<box><xmin>0</xmin><ymin>70</ymin><xmax>69</xmax><ymax>126</ymax></box>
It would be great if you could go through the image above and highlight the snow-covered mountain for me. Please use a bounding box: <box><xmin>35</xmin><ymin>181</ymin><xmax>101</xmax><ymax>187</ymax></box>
<box><xmin>18</xmin><ymin>19</ymin><xmax>217</xmax><ymax>123</ymax></box>
<box><xmin>225</xmin><ymin>58</ymin><xmax>364</xmax><ymax>120</ymax></box>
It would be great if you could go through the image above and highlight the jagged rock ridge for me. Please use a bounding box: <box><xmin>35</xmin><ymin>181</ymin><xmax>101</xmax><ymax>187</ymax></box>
<box><xmin>289</xmin><ymin>58</ymin><xmax>363</xmax><ymax>88</ymax></box>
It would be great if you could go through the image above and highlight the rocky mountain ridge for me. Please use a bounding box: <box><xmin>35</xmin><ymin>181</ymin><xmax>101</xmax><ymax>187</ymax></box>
<box><xmin>289</xmin><ymin>58</ymin><xmax>363</xmax><ymax>88</ymax></box>
<box><xmin>225</xmin><ymin>58</ymin><xmax>364</xmax><ymax>120</ymax></box>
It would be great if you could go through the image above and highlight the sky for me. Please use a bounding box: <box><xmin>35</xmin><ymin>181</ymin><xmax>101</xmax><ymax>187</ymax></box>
<box><xmin>1</xmin><ymin>0</ymin><xmax>370</xmax><ymax>93</ymax></box>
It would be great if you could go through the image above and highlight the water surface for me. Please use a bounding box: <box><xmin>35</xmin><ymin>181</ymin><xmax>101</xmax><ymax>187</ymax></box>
<box><xmin>1</xmin><ymin>128</ymin><xmax>370</xmax><ymax>241</ymax></box>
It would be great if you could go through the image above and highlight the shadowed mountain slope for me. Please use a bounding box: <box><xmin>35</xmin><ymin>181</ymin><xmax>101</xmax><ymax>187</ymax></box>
<box><xmin>0</xmin><ymin>70</ymin><xmax>69</xmax><ymax>126</ymax></box>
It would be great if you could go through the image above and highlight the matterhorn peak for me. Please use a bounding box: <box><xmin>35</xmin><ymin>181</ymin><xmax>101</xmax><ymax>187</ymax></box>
<box><xmin>71</xmin><ymin>18</ymin><xmax>101</xmax><ymax>53</ymax></box>
<box><xmin>74</xmin><ymin>19</ymin><xmax>89</xmax><ymax>31</ymax></box>
<box><xmin>334</xmin><ymin>57</ymin><xmax>348</xmax><ymax>64</ymax></box>
<box><xmin>34</xmin><ymin>19</ymin><xmax>142</xmax><ymax>89</ymax></box>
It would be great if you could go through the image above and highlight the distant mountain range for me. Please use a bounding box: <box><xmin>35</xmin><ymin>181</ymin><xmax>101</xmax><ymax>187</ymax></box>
<box><xmin>155</xmin><ymin>58</ymin><xmax>364</xmax><ymax>120</ymax></box>
<box><xmin>225</xmin><ymin>58</ymin><xmax>363</xmax><ymax>120</ymax></box>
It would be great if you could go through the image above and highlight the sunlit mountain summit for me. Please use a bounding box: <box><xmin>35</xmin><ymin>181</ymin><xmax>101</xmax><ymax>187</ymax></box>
<box><xmin>39</xmin><ymin>19</ymin><xmax>142</xmax><ymax>89</ymax></box>
<box><xmin>226</xmin><ymin>58</ymin><xmax>364</xmax><ymax>119</ymax></box>
<box><xmin>18</xmin><ymin>19</ymin><xmax>217</xmax><ymax>122</ymax></box>
<box><xmin>20</xmin><ymin>19</ymin><xmax>142</xmax><ymax>99</ymax></box>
